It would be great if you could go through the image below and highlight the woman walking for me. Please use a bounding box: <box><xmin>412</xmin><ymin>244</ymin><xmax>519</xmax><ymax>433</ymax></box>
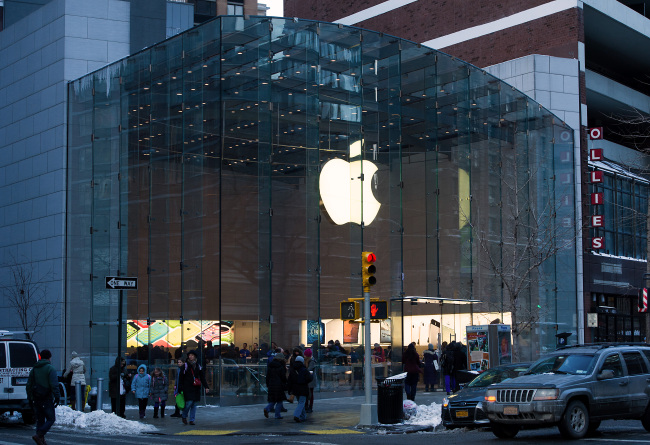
<box><xmin>422</xmin><ymin>343</ymin><xmax>439</xmax><ymax>392</ymax></box>
<box><xmin>150</xmin><ymin>367</ymin><xmax>169</xmax><ymax>418</ymax></box>
<box><xmin>108</xmin><ymin>357</ymin><xmax>131</xmax><ymax>418</ymax></box>
<box><xmin>178</xmin><ymin>350</ymin><xmax>209</xmax><ymax>425</ymax></box>
<box><xmin>288</xmin><ymin>355</ymin><xmax>312</xmax><ymax>422</ymax></box>
<box><xmin>263</xmin><ymin>352</ymin><xmax>287</xmax><ymax>419</ymax></box>
<box><xmin>170</xmin><ymin>358</ymin><xmax>184</xmax><ymax>417</ymax></box>
<box><xmin>131</xmin><ymin>364</ymin><xmax>152</xmax><ymax>419</ymax></box>
<box><xmin>403</xmin><ymin>342</ymin><xmax>422</xmax><ymax>401</ymax></box>
<box><xmin>304</xmin><ymin>348</ymin><xmax>316</xmax><ymax>413</ymax></box>
<box><xmin>63</xmin><ymin>351</ymin><xmax>86</xmax><ymax>410</ymax></box>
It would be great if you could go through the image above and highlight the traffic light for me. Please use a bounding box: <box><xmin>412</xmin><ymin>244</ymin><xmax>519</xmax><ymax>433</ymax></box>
<box><xmin>369</xmin><ymin>300</ymin><xmax>388</xmax><ymax>320</ymax></box>
<box><xmin>362</xmin><ymin>251</ymin><xmax>377</xmax><ymax>291</ymax></box>
<box><xmin>340</xmin><ymin>301</ymin><xmax>359</xmax><ymax>320</ymax></box>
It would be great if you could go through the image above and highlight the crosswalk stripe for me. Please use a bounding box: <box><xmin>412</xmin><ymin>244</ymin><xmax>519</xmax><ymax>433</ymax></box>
<box><xmin>176</xmin><ymin>430</ymin><xmax>239</xmax><ymax>435</ymax></box>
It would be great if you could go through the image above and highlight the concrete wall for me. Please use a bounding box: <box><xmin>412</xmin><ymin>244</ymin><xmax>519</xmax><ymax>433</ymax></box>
<box><xmin>0</xmin><ymin>0</ymin><xmax>130</xmax><ymax>368</ymax></box>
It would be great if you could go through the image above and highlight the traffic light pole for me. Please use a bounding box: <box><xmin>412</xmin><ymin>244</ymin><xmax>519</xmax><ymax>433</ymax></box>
<box><xmin>360</xmin><ymin>289</ymin><xmax>377</xmax><ymax>425</ymax></box>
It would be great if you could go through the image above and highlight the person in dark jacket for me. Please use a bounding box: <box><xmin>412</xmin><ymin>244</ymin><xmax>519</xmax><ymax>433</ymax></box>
<box><xmin>150</xmin><ymin>367</ymin><xmax>169</xmax><ymax>418</ymax></box>
<box><xmin>177</xmin><ymin>350</ymin><xmax>209</xmax><ymax>425</ymax></box>
<box><xmin>422</xmin><ymin>343</ymin><xmax>438</xmax><ymax>392</ymax></box>
<box><xmin>26</xmin><ymin>349</ymin><xmax>60</xmax><ymax>445</ymax></box>
<box><xmin>263</xmin><ymin>353</ymin><xmax>287</xmax><ymax>419</ymax></box>
<box><xmin>453</xmin><ymin>342</ymin><xmax>468</xmax><ymax>392</ymax></box>
<box><xmin>402</xmin><ymin>342</ymin><xmax>422</xmax><ymax>401</ymax></box>
<box><xmin>288</xmin><ymin>355</ymin><xmax>313</xmax><ymax>422</ymax></box>
<box><xmin>108</xmin><ymin>357</ymin><xmax>131</xmax><ymax>418</ymax></box>
<box><xmin>441</xmin><ymin>342</ymin><xmax>455</xmax><ymax>395</ymax></box>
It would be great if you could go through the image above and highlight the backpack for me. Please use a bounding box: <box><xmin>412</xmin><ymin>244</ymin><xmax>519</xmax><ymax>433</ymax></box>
<box><xmin>441</xmin><ymin>350</ymin><xmax>455</xmax><ymax>374</ymax></box>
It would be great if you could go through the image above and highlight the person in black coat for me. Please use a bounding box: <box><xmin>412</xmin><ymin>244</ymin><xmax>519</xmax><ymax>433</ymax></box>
<box><xmin>177</xmin><ymin>350</ymin><xmax>209</xmax><ymax>425</ymax></box>
<box><xmin>264</xmin><ymin>353</ymin><xmax>287</xmax><ymax>419</ymax></box>
<box><xmin>288</xmin><ymin>356</ymin><xmax>313</xmax><ymax>422</ymax></box>
<box><xmin>108</xmin><ymin>357</ymin><xmax>131</xmax><ymax>418</ymax></box>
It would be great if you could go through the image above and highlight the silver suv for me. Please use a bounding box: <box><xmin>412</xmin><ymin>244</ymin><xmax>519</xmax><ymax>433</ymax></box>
<box><xmin>484</xmin><ymin>344</ymin><xmax>650</xmax><ymax>439</ymax></box>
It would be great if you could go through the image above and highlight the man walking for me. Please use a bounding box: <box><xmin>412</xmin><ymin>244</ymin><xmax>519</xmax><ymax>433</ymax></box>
<box><xmin>26</xmin><ymin>349</ymin><xmax>60</xmax><ymax>445</ymax></box>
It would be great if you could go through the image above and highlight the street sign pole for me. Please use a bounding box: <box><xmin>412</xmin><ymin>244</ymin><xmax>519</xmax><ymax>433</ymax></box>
<box><xmin>117</xmin><ymin>289</ymin><xmax>124</xmax><ymax>363</ymax></box>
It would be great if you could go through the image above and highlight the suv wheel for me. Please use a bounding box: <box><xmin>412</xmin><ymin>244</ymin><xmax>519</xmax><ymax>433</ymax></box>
<box><xmin>491</xmin><ymin>422</ymin><xmax>519</xmax><ymax>439</ymax></box>
<box><xmin>559</xmin><ymin>400</ymin><xmax>589</xmax><ymax>439</ymax></box>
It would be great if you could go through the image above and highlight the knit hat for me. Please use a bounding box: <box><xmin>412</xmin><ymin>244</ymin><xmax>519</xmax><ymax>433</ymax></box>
<box><xmin>428</xmin><ymin>343</ymin><xmax>434</xmax><ymax>350</ymax></box>
<box><xmin>295</xmin><ymin>356</ymin><xmax>304</xmax><ymax>363</ymax></box>
<box><xmin>188</xmin><ymin>350</ymin><xmax>198</xmax><ymax>358</ymax></box>
<box><xmin>71</xmin><ymin>351</ymin><xmax>78</xmax><ymax>358</ymax></box>
<box><xmin>274</xmin><ymin>352</ymin><xmax>284</xmax><ymax>361</ymax></box>
<box><xmin>304</xmin><ymin>348</ymin><xmax>312</xmax><ymax>357</ymax></box>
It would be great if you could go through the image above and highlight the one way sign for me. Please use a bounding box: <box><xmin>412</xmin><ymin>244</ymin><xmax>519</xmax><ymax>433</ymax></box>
<box><xmin>105</xmin><ymin>277</ymin><xmax>138</xmax><ymax>290</ymax></box>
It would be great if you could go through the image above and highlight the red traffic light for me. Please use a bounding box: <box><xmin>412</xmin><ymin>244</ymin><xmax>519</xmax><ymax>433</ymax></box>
<box><xmin>365</xmin><ymin>252</ymin><xmax>376</xmax><ymax>263</ymax></box>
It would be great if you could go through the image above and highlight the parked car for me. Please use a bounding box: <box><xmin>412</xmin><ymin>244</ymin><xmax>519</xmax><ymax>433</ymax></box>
<box><xmin>484</xmin><ymin>343</ymin><xmax>650</xmax><ymax>439</ymax></box>
<box><xmin>442</xmin><ymin>362</ymin><xmax>531</xmax><ymax>429</ymax></box>
<box><xmin>0</xmin><ymin>331</ymin><xmax>40</xmax><ymax>424</ymax></box>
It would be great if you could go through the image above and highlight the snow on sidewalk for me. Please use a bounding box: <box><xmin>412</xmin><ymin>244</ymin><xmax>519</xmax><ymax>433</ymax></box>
<box><xmin>52</xmin><ymin>406</ymin><xmax>157</xmax><ymax>435</ymax></box>
<box><xmin>404</xmin><ymin>402</ymin><xmax>442</xmax><ymax>427</ymax></box>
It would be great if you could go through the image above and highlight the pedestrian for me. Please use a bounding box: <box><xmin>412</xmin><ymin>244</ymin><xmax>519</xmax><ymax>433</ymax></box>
<box><xmin>441</xmin><ymin>342</ymin><xmax>456</xmax><ymax>395</ymax></box>
<box><xmin>170</xmin><ymin>358</ymin><xmax>184</xmax><ymax>417</ymax></box>
<box><xmin>287</xmin><ymin>347</ymin><xmax>303</xmax><ymax>403</ymax></box>
<box><xmin>403</xmin><ymin>342</ymin><xmax>422</xmax><ymax>401</ymax></box>
<box><xmin>63</xmin><ymin>351</ymin><xmax>86</xmax><ymax>410</ymax></box>
<box><xmin>288</xmin><ymin>355</ymin><xmax>312</xmax><ymax>422</ymax></box>
<box><xmin>372</xmin><ymin>343</ymin><xmax>385</xmax><ymax>381</ymax></box>
<box><xmin>263</xmin><ymin>352</ymin><xmax>287</xmax><ymax>419</ymax></box>
<box><xmin>26</xmin><ymin>349</ymin><xmax>60</xmax><ymax>445</ymax></box>
<box><xmin>422</xmin><ymin>343</ymin><xmax>439</xmax><ymax>392</ymax></box>
<box><xmin>303</xmin><ymin>348</ymin><xmax>316</xmax><ymax>413</ymax></box>
<box><xmin>108</xmin><ymin>357</ymin><xmax>131</xmax><ymax>418</ymax></box>
<box><xmin>178</xmin><ymin>350</ymin><xmax>209</xmax><ymax>425</ymax></box>
<box><xmin>131</xmin><ymin>364</ymin><xmax>152</xmax><ymax>419</ymax></box>
<box><xmin>150</xmin><ymin>367</ymin><xmax>169</xmax><ymax>418</ymax></box>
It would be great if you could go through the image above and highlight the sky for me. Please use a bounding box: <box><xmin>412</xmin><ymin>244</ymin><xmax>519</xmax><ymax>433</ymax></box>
<box><xmin>265</xmin><ymin>0</ymin><xmax>284</xmax><ymax>17</ymax></box>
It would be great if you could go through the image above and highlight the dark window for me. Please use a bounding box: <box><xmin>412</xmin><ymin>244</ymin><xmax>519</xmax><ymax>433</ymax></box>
<box><xmin>623</xmin><ymin>351</ymin><xmax>648</xmax><ymax>375</ymax></box>
<box><xmin>8</xmin><ymin>343</ymin><xmax>38</xmax><ymax>368</ymax></box>
<box><xmin>0</xmin><ymin>344</ymin><xmax>6</xmax><ymax>368</ymax></box>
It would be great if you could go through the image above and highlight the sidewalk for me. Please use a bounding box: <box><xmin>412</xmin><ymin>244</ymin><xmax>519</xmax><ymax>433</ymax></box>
<box><xmin>133</xmin><ymin>390</ymin><xmax>447</xmax><ymax>436</ymax></box>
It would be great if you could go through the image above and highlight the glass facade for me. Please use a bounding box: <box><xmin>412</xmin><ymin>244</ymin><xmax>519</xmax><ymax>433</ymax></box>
<box><xmin>67</xmin><ymin>16</ymin><xmax>576</xmax><ymax>404</ymax></box>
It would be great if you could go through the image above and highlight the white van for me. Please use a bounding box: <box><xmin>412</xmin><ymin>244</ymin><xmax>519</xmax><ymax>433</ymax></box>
<box><xmin>0</xmin><ymin>331</ymin><xmax>40</xmax><ymax>423</ymax></box>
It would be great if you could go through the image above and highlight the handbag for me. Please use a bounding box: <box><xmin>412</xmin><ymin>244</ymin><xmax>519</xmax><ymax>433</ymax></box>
<box><xmin>175</xmin><ymin>392</ymin><xmax>185</xmax><ymax>409</ymax></box>
<box><xmin>190</xmin><ymin>367</ymin><xmax>201</xmax><ymax>386</ymax></box>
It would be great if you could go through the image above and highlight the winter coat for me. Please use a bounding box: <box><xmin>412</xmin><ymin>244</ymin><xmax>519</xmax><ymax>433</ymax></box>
<box><xmin>306</xmin><ymin>358</ymin><xmax>316</xmax><ymax>389</ymax></box>
<box><xmin>150</xmin><ymin>372</ymin><xmax>169</xmax><ymax>402</ymax></box>
<box><xmin>288</xmin><ymin>361</ymin><xmax>312</xmax><ymax>398</ymax></box>
<box><xmin>265</xmin><ymin>358</ymin><xmax>287</xmax><ymax>403</ymax></box>
<box><xmin>453</xmin><ymin>346</ymin><xmax>467</xmax><ymax>373</ymax></box>
<box><xmin>131</xmin><ymin>365</ymin><xmax>152</xmax><ymax>399</ymax></box>
<box><xmin>441</xmin><ymin>348</ymin><xmax>455</xmax><ymax>375</ymax></box>
<box><xmin>64</xmin><ymin>356</ymin><xmax>86</xmax><ymax>385</ymax></box>
<box><xmin>178</xmin><ymin>360</ymin><xmax>208</xmax><ymax>402</ymax></box>
<box><xmin>403</xmin><ymin>349</ymin><xmax>422</xmax><ymax>375</ymax></box>
<box><xmin>422</xmin><ymin>349</ymin><xmax>438</xmax><ymax>386</ymax></box>
<box><xmin>26</xmin><ymin>359</ymin><xmax>60</xmax><ymax>402</ymax></box>
<box><xmin>108</xmin><ymin>357</ymin><xmax>131</xmax><ymax>399</ymax></box>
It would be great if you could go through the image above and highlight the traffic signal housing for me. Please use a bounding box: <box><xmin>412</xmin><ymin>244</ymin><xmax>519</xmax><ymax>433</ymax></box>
<box><xmin>340</xmin><ymin>301</ymin><xmax>360</xmax><ymax>320</ymax></box>
<box><xmin>369</xmin><ymin>300</ymin><xmax>388</xmax><ymax>320</ymax></box>
<box><xmin>362</xmin><ymin>251</ymin><xmax>377</xmax><ymax>291</ymax></box>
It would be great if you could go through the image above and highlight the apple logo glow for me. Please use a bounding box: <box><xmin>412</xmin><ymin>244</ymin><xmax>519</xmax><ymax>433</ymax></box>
<box><xmin>319</xmin><ymin>141</ymin><xmax>381</xmax><ymax>226</ymax></box>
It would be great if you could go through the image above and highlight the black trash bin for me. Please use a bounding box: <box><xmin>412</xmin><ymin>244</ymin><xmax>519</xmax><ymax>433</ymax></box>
<box><xmin>377</xmin><ymin>378</ymin><xmax>403</xmax><ymax>424</ymax></box>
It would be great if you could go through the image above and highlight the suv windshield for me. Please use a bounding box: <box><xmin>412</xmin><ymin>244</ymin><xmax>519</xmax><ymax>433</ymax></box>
<box><xmin>527</xmin><ymin>354</ymin><xmax>596</xmax><ymax>375</ymax></box>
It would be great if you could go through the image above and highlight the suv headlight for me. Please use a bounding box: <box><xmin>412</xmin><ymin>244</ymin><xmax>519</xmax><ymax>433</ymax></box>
<box><xmin>443</xmin><ymin>397</ymin><xmax>449</xmax><ymax>407</ymax></box>
<box><xmin>485</xmin><ymin>389</ymin><xmax>497</xmax><ymax>402</ymax></box>
<box><xmin>533</xmin><ymin>388</ymin><xmax>559</xmax><ymax>400</ymax></box>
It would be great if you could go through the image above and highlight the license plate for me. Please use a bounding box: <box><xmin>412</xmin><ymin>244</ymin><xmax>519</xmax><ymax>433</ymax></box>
<box><xmin>455</xmin><ymin>410</ymin><xmax>469</xmax><ymax>418</ymax></box>
<box><xmin>503</xmin><ymin>406</ymin><xmax>519</xmax><ymax>415</ymax></box>
<box><xmin>15</xmin><ymin>377</ymin><xmax>28</xmax><ymax>385</ymax></box>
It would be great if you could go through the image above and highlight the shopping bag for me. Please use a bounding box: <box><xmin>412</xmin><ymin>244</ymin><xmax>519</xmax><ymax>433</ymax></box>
<box><xmin>176</xmin><ymin>392</ymin><xmax>185</xmax><ymax>409</ymax></box>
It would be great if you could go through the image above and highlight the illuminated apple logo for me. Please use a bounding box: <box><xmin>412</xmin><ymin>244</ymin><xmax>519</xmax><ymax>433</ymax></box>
<box><xmin>319</xmin><ymin>141</ymin><xmax>381</xmax><ymax>226</ymax></box>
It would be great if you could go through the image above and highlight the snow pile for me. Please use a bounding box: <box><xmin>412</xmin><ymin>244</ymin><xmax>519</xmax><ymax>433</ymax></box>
<box><xmin>404</xmin><ymin>401</ymin><xmax>442</xmax><ymax>427</ymax></box>
<box><xmin>53</xmin><ymin>407</ymin><xmax>157</xmax><ymax>435</ymax></box>
<box><xmin>0</xmin><ymin>412</ymin><xmax>22</xmax><ymax>424</ymax></box>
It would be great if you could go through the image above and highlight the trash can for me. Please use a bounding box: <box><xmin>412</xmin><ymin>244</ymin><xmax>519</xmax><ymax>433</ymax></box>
<box><xmin>377</xmin><ymin>378</ymin><xmax>404</xmax><ymax>424</ymax></box>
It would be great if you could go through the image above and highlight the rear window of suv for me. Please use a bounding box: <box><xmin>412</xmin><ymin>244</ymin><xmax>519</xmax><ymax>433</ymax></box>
<box><xmin>8</xmin><ymin>343</ymin><xmax>37</xmax><ymax>368</ymax></box>
<box><xmin>528</xmin><ymin>354</ymin><xmax>596</xmax><ymax>375</ymax></box>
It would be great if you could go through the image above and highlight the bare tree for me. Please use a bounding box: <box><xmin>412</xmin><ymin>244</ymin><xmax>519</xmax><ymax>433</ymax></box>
<box><xmin>463</xmin><ymin>148</ymin><xmax>578</xmax><ymax>362</ymax></box>
<box><xmin>2</xmin><ymin>258</ymin><xmax>58</xmax><ymax>340</ymax></box>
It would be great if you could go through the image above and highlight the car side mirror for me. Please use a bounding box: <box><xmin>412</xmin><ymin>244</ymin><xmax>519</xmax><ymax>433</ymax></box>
<box><xmin>597</xmin><ymin>369</ymin><xmax>615</xmax><ymax>380</ymax></box>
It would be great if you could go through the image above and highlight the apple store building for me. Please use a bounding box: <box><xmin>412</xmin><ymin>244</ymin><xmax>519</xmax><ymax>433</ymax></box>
<box><xmin>67</xmin><ymin>15</ymin><xmax>577</xmax><ymax>403</ymax></box>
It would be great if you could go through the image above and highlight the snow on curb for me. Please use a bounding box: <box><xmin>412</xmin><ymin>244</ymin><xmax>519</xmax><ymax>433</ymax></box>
<box><xmin>404</xmin><ymin>402</ymin><xmax>442</xmax><ymax>427</ymax></box>
<box><xmin>53</xmin><ymin>406</ymin><xmax>157</xmax><ymax>435</ymax></box>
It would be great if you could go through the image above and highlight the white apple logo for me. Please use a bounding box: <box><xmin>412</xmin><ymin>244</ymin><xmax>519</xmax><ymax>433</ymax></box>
<box><xmin>319</xmin><ymin>141</ymin><xmax>381</xmax><ymax>226</ymax></box>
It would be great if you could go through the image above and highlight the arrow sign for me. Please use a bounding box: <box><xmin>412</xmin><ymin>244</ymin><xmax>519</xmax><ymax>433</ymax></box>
<box><xmin>105</xmin><ymin>276</ymin><xmax>138</xmax><ymax>290</ymax></box>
